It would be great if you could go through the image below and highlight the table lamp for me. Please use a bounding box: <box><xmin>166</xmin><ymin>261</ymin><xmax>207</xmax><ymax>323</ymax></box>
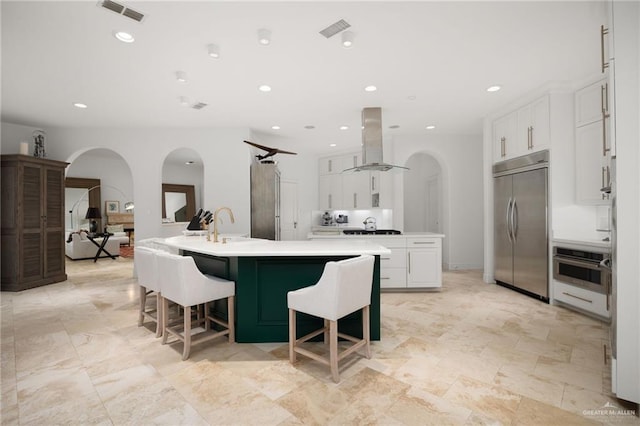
<box><xmin>85</xmin><ymin>207</ymin><xmax>101</xmax><ymax>233</ymax></box>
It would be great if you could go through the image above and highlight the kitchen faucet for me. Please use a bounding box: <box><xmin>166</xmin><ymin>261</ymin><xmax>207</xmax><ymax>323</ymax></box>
<box><xmin>208</xmin><ymin>207</ymin><xmax>235</xmax><ymax>242</ymax></box>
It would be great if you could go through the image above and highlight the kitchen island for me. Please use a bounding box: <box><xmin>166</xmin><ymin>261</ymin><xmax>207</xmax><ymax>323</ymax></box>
<box><xmin>161</xmin><ymin>236</ymin><xmax>390</xmax><ymax>343</ymax></box>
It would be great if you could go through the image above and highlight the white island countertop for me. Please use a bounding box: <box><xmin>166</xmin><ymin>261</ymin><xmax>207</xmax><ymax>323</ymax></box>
<box><xmin>162</xmin><ymin>235</ymin><xmax>391</xmax><ymax>257</ymax></box>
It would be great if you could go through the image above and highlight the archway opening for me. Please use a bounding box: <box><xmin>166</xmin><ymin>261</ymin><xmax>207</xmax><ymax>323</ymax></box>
<box><xmin>403</xmin><ymin>153</ymin><xmax>443</xmax><ymax>233</ymax></box>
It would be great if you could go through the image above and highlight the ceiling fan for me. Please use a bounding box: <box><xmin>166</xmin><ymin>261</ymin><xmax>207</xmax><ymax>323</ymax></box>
<box><xmin>243</xmin><ymin>140</ymin><xmax>297</xmax><ymax>162</ymax></box>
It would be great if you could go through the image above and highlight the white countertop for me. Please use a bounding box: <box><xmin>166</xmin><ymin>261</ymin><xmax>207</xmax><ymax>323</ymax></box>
<box><xmin>552</xmin><ymin>237</ymin><xmax>611</xmax><ymax>251</ymax></box>
<box><xmin>307</xmin><ymin>231</ymin><xmax>445</xmax><ymax>239</ymax></box>
<box><xmin>162</xmin><ymin>235</ymin><xmax>391</xmax><ymax>257</ymax></box>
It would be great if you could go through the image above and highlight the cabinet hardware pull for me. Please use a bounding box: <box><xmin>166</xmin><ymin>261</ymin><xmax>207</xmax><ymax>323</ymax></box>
<box><xmin>603</xmin><ymin>344</ymin><xmax>607</xmax><ymax>365</ymax></box>
<box><xmin>381</xmin><ymin>257</ymin><xmax>391</xmax><ymax>260</ymax></box>
<box><xmin>601</xmin><ymin>25</ymin><xmax>609</xmax><ymax>73</ymax></box>
<box><xmin>601</xmin><ymin>84</ymin><xmax>610</xmax><ymax>116</ymax></box>
<box><xmin>412</xmin><ymin>241</ymin><xmax>434</xmax><ymax>244</ymax></box>
<box><xmin>529</xmin><ymin>126</ymin><xmax>534</xmax><ymax>149</ymax></box>
<box><xmin>381</xmin><ymin>277</ymin><xmax>390</xmax><ymax>280</ymax></box>
<box><xmin>353</xmin><ymin>193</ymin><xmax>357</xmax><ymax>208</ymax></box>
<box><xmin>328</xmin><ymin>159</ymin><xmax>332</xmax><ymax>173</ymax></box>
<box><xmin>371</xmin><ymin>176</ymin><xmax>376</xmax><ymax>192</ymax></box>
<box><xmin>328</xmin><ymin>194</ymin><xmax>332</xmax><ymax>209</ymax></box>
<box><xmin>408</xmin><ymin>252</ymin><xmax>411</xmax><ymax>273</ymax></box>
<box><xmin>353</xmin><ymin>155</ymin><xmax>357</xmax><ymax>168</ymax></box>
<box><xmin>562</xmin><ymin>292</ymin><xmax>593</xmax><ymax>303</ymax></box>
<box><xmin>501</xmin><ymin>137</ymin><xmax>506</xmax><ymax>157</ymax></box>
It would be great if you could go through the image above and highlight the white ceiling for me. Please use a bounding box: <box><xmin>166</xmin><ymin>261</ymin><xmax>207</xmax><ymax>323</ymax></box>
<box><xmin>1</xmin><ymin>1</ymin><xmax>605</xmax><ymax>154</ymax></box>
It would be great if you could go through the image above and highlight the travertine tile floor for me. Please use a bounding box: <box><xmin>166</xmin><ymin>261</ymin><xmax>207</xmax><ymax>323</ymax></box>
<box><xmin>1</xmin><ymin>256</ymin><xmax>639</xmax><ymax>425</ymax></box>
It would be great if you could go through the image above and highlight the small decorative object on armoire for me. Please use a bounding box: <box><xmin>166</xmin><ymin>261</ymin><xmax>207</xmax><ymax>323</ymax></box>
<box><xmin>85</xmin><ymin>207</ymin><xmax>101</xmax><ymax>233</ymax></box>
<box><xmin>1</xmin><ymin>154</ymin><xmax>69</xmax><ymax>291</ymax></box>
<box><xmin>32</xmin><ymin>130</ymin><xmax>46</xmax><ymax>158</ymax></box>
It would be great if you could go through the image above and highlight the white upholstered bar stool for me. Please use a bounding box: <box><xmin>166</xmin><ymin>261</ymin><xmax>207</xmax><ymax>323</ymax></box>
<box><xmin>288</xmin><ymin>254</ymin><xmax>375</xmax><ymax>383</ymax></box>
<box><xmin>134</xmin><ymin>246</ymin><xmax>163</xmax><ymax>337</ymax></box>
<box><xmin>156</xmin><ymin>251</ymin><xmax>235</xmax><ymax>360</ymax></box>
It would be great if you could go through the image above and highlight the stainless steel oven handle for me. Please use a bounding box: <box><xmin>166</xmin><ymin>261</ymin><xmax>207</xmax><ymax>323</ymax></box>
<box><xmin>554</xmin><ymin>256</ymin><xmax>602</xmax><ymax>271</ymax></box>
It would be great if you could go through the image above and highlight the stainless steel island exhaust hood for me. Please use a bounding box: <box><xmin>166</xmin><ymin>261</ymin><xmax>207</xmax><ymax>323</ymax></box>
<box><xmin>343</xmin><ymin>107</ymin><xmax>409</xmax><ymax>173</ymax></box>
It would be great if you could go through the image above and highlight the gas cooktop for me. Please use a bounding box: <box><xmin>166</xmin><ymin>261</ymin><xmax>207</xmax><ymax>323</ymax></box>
<box><xmin>342</xmin><ymin>229</ymin><xmax>402</xmax><ymax>235</ymax></box>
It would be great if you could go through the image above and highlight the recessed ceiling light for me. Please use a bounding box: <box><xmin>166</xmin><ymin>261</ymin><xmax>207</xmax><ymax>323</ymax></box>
<box><xmin>341</xmin><ymin>31</ymin><xmax>354</xmax><ymax>48</ymax></box>
<box><xmin>179</xmin><ymin>96</ymin><xmax>189</xmax><ymax>107</ymax></box>
<box><xmin>258</xmin><ymin>85</ymin><xmax>271</xmax><ymax>92</ymax></box>
<box><xmin>207</xmin><ymin>44</ymin><xmax>220</xmax><ymax>59</ymax></box>
<box><xmin>304</xmin><ymin>125</ymin><xmax>315</xmax><ymax>130</ymax></box>
<box><xmin>339</xmin><ymin>125</ymin><xmax>349</xmax><ymax>130</ymax></box>
<box><xmin>426</xmin><ymin>125</ymin><xmax>436</xmax><ymax>130</ymax></box>
<box><xmin>271</xmin><ymin>125</ymin><xmax>280</xmax><ymax>130</ymax></box>
<box><xmin>407</xmin><ymin>95</ymin><xmax>416</xmax><ymax>101</ymax></box>
<box><xmin>73</xmin><ymin>102</ymin><xmax>88</xmax><ymax>109</ymax></box>
<box><xmin>176</xmin><ymin>71</ymin><xmax>187</xmax><ymax>83</ymax></box>
<box><xmin>113</xmin><ymin>31</ymin><xmax>134</xmax><ymax>43</ymax></box>
<box><xmin>486</xmin><ymin>85</ymin><xmax>501</xmax><ymax>92</ymax></box>
<box><xmin>185</xmin><ymin>161</ymin><xmax>195</xmax><ymax>165</ymax></box>
<box><xmin>389</xmin><ymin>125</ymin><xmax>400</xmax><ymax>129</ymax></box>
<box><xmin>364</xmin><ymin>85</ymin><xmax>377</xmax><ymax>92</ymax></box>
<box><xmin>258</xmin><ymin>28</ymin><xmax>271</xmax><ymax>45</ymax></box>
<box><xmin>329</xmin><ymin>143</ymin><xmax>337</xmax><ymax>147</ymax></box>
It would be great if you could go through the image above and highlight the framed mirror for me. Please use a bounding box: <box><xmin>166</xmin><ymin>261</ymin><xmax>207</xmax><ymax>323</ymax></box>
<box><xmin>162</xmin><ymin>183</ymin><xmax>195</xmax><ymax>222</ymax></box>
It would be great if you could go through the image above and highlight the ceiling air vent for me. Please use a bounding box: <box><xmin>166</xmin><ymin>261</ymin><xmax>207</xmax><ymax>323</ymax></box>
<box><xmin>319</xmin><ymin>19</ymin><xmax>350</xmax><ymax>38</ymax></box>
<box><xmin>98</xmin><ymin>0</ymin><xmax>145</xmax><ymax>23</ymax></box>
<box><xmin>191</xmin><ymin>102</ymin><xmax>208</xmax><ymax>110</ymax></box>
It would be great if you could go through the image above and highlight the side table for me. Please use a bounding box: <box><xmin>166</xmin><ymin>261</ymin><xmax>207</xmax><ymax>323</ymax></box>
<box><xmin>86</xmin><ymin>232</ymin><xmax>116</xmax><ymax>262</ymax></box>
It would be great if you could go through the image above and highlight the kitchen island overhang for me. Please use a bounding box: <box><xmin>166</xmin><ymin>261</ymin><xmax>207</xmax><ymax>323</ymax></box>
<box><xmin>162</xmin><ymin>237</ymin><xmax>390</xmax><ymax>343</ymax></box>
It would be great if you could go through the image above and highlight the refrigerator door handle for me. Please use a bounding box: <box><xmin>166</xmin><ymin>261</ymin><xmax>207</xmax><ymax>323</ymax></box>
<box><xmin>511</xmin><ymin>199</ymin><xmax>518</xmax><ymax>241</ymax></box>
<box><xmin>506</xmin><ymin>198</ymin><xmax>513</xmax><ymax>243</ymax></box>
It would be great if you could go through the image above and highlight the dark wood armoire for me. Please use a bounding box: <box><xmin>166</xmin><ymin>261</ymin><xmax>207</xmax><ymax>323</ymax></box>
<box><xmin>1</xmin><ymin>155</ymin><xmax>69</xmax><ymax>291</ymax></box>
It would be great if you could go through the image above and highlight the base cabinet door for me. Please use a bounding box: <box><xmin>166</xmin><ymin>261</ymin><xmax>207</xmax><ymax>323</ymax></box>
<box><xmin>407</xmin><ymin>248</ymin><xmax>442</xmax><ymax>288</ymax></box>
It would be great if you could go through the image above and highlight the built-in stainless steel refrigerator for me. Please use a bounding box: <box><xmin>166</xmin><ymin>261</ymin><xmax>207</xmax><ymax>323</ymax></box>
<box><xmin>250</xmin><ymin>162</ymin><xmax>281</xmax><ymax>240</ymax></box>
<box><xmin>493</xmin><ymin>151</ymin><xmax>549</xmax><ymax>301</ymax></box>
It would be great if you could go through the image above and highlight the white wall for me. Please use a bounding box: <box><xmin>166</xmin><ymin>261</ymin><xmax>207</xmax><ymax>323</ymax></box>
<box><xmin>391</xmin><ymin>134</ymin><xmax>484</xmax><ymax>270</ymax></box>
<box><xmin>1</xmin><ymin>122</ymin><xmax>320</xmax><ymax>242</ymax></box>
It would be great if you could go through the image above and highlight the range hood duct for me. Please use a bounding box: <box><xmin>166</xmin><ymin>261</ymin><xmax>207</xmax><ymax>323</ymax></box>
<box><xmin>344</xmin><ymin>107</ymin><xmax>408</xmax><ymax>173</ymax></box>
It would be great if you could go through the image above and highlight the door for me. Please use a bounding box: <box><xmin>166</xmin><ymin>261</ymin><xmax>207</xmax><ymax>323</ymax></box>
<box><xmin>512</xmin><ymin>168</ymin><xmax>548</xmax><ymax>298</ymax></box>
<box><xmin>280</xmin><ymin>180</ymin><xmax>298</xmax><ymax>241</ymax></box>
<box><xmin>22</xmin><ymin>163</ymin><xmax>43</xmax><ymax>283</ymax></box>
<box><xmin>43</xmin><ymin>166</ymin><xmax>66</xmax><ymax>278</ymax></box>
<box><xmin>493</xmin><ymin>174</ymin><xmax>513</xmax><ymax>285</ymax></box>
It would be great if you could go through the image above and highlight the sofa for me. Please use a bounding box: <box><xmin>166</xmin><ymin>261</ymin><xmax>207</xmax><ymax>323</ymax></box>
<box><xmin>65</xmin><ymin>231</ymin><xmax>120</xmax><ymax>260</ymax></box>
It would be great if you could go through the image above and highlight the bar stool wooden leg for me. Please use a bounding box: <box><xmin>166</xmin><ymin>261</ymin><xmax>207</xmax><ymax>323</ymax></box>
<box><xmin>330</xmin><ymin>320</ymin><xmax>339</xmax><ymax>383</ymax></box>
<box><xmin>161</xmin><ymin>297</ymin><xmax>170</xmax><ymax>345</ymax></box>
<box><xmin>323</xmin><ymin>319</ymin><xmax>329</xmax><ymax>344</ymax></box>
<box><xmin>138</xmin><ymin>285</ymin><xmax>147</xmax><ymax>326</ymax></box>
<box><xmin>289</xmin><ymin>309</ymin><xmax>296</xmax><ymax>363</ymax></box>
<box><xmin>228</xmin><ymin>296</ymin><xmax>235</xmax><ymax>343</ymax></box>
<box><xmin>155</xmin><ymin>294</ymin><xmax>163</xmax><ymax>338</ymax></box>
<box><xmin>183</xmin><ymin>305</ymin><xmax>192</xmax><ymax>361</ymax></box>
<box><xmin>363</xmin><ymin>305</ymin><xmax>371</xmax><ymax>359</ymax></box>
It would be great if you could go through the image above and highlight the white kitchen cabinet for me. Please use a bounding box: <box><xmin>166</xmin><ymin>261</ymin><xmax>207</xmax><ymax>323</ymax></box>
<box><xmin>575</xmin><ymin>78</ymin><xmax>611</xmax><ymax>205</ymax></box>
<box><xmin>517</xmin><ymin>95</ymin><xmax>550</xmax><ymax>154</ymax></box>
<box><xmin>493</xmin><ymin>96</ymin><xmax>550</xmax><ymax>163</ymax></box>
<box><xmin>493</xmin><ymin>111</ymin><xmax>518</xmax><ymax>162</ymax></box>
<box><xmin>553</xmin><ymin>280</ymin><xmax>610</xmax><ymax>319</ymax></box>
<box><xmin>342</xmin><ymin>172</ymin><xmax>371</xmax><ymax>209</ymax></box>
<box><xmin>376</xmin><ymin>237</ymin><xmax>407</xmax><ymax>289</ymax></box>
<box><xmin>318</xmin><ymin>174</ymin><xmax>342</xmax><ymax>209</ymax></box>
<box><xmin>319</xmin><ymin>156</ymin><xmax>342</xmax><ymax>175</ymax></box>
<box><xmin>406</xmin><ymin>237</ymin><xmax>442</xmax><ymax>288</ymax></box>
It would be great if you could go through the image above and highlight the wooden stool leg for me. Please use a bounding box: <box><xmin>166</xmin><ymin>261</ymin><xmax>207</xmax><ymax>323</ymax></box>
<box><xmin>228</xmin><ymin>296</ymin><xmax>235</xmax><ymax>343</ymax></box>
<box><xmin>155</xmin><ymin>293</ymin><xmax>163</xmax><ymax>338</ymax></box>
<box><xmin>138</xmin><ymin>285</ymin><xmax>147</xmax><ymax>326</ymax></box>
<box><xmin>363</xmin><ymin>305</ymin><xmax>371</xmax><ymax>359</ymax></box>
<box><xmin>204</xmin><ymin>302</ymin><xmax>210</xmax><ymax>331</ymax></box>
<box><xmin>330</xmin><ymin>320</ymin><xmax>339</xmax><ymax>383</ymax></box>
<box><xmin>289</xmin><ymin>309</ymin><xmax>296</xmax><ymax>363</ymax></box>
<box><xmin>323</xmin><ymin>319</ymin><xmax>329</xmax><ymax>345</ymax></box>
<box><xmin>161</xmin><ymin>297</ymin><xmax>169</xmax><ymax>345</ymax></box>
<box><xmin>183</xmin><ymin>304</ymin><xmax>192</xmax><ymax>361</ymax></box>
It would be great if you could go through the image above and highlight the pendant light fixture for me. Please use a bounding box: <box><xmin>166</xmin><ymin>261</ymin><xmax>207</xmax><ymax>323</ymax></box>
<box><xmin>341</xmin><ymin>31</ymin><xmax>354</xmax><ymax>48</ymax></box>
<box><xmin>258</xmin><ymin>28</ymin><xmax>271</xmax><ymax>45</ymax></box>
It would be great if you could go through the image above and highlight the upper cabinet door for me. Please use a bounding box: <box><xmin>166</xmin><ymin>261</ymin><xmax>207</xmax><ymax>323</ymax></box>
<box><xmin>493</xmin><ymin>111</ymin><xmax>517</xmax><ymax>163</ymax></box>
<box><xmin>575</xmin><ymin>79</ymin><xmax>607</xmax><ymax>127</ymax></box>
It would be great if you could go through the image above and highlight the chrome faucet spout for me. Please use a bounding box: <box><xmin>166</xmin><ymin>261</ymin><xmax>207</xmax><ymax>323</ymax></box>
<box><xmin>212</xmin><ymin>207</ymin><xmax>235</xmax><ymax>243</ymax></box>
